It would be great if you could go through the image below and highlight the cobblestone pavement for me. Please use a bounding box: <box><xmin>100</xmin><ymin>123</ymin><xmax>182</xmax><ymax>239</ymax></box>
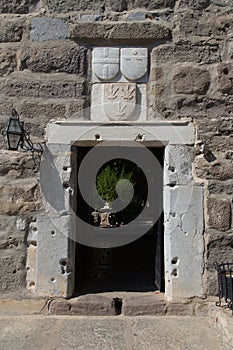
<box><xmin>0</xmin><ymin>315</ymin><xmax>227</xmax><ymax>350</ymax></box>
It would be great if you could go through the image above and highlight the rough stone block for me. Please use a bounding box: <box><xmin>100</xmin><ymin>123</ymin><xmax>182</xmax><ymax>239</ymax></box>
<box><xmin>70</xmin><ymin>21</ymin><xmax>171</xmax><ymax>44</ymax></box>
<box><xmin>110</xmin><ymin>0</ymin><xmax>127</xmax><ymax>12</ymax></box>
<box><xmin>207</xmin><ymin>198</ymin><xmax>231</xmax><ymax>231</ymax></box>
<box><xmin>164</xmin><ymin>145</ymin><xmax>194</xmax><ymax>186</ymax></box>
<box><xmin>3</xmin><ymin>72</ymin><xmax>86</xmax><ymax>99</ymax></box>
<box><xmin>0</xmin><ymin>18</ymin><xmax>25</xmax><ymax>42</ymax></box>
<box><xmin>15</xmin><ymin>101</ymin><xmax>67</xmax><ymax>121</ymax></box>
<box><xmin>70</xmin><ymin>295</ymin><xmax>116</xmax><ymax>315</ymax></box>
<box><xmin>122</xmin><ymin>294</ymin><xmax>166</xmax><ymax>315</ymax></box>
<box><xmin>129</xmin><ymin>0</ymin><xmax>175</xmax><ymax>9</ymax></box>
<box><xmin>195</xmin><ymin>157</ymin><xmax>233</xmax><ymax>181</ymax></box>
<box><xmin>0</xmin><ymin>178</ymin><xmax>41</xmax><ymax>215</ymax></box>
<box><xmin>166</xmin><ymin>301</ymin><xmax>194</xmax><ymax>316</ymax></box>
<box><xmin>19</xmin><ymin>43</ymin><xmax>88</xmax><ymax>75</ymax></box>
<box><xmin>127</xmin><ymin>12</ymin><xmax>146</xmax><ymax>21</ymax></box>
<box><xmin>67</xmin><ymin>100</ymin><xmax>88</xmax><ymax>119</ymax></box>
<box><xmin>45</xmin><ymin>0</ymin><xmax>105</xmax><ymax>12</ymax></box>
<box><xmin>178</xmin><ymin>0</ymin><xmax>210</xmax><ymax>10</ymax></box>
<box><xmin>0</xmin><ymin>250</ymin><xmax>26</xmax><ymax>293</ymax></box>
<box><xmin>49</xmin><ymin>300</ymin><xmax>71</xmax><ymax>315</ymax></box>
<box><xmin>172</xmin><ymin>66</ymin><xmax>210</xmax><ymax>95</ymax></box>
<box><xmin>0</xmin><ymin>0</ymin><xmax>38</xmax><ymax>13</ymax></box>
<box><xmin>174</xmin><ymin>12</ymin><xmax>233</xmax><ymax>41</ymax></box>
<box><xmin>208</xmin><ymin>180</ymin><xmax>233</xmax><ymax>196</ymax></box>
<box><xmin>217</xmin><ymin>64</ymin><xmax>233</xmax><ymax>95</ymax></box>
<box><xmin>0</xmin><ymin>151</ymin><xmax>38</xmax><ymax>179</ymax></box>
<box><xmin>152</xmin><ymin>44</ymin><xmax>221</xmax><ymax>64</ymax></box>
<box><xmin>0</xmin><ymin>49</ymin><xmax>17</xmax><ymax>76</ymax></box>
<box><xmin>30</xmin><ymin>17</ymin><xmax>68</xmax><ymax>42</ymax></box>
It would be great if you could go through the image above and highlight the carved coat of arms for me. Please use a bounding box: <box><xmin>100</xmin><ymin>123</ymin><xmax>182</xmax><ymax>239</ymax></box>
<box><xmin>103</xmin><ymin>83</ymin><xmax>136</xmax><ymax>121</ymax></box>
<box><xmin>93</xmin><ymin>48</ymin><xmax>120</xmax><ymax>81</ymax></box>
<box><xmin>121</xmin><ymin>48</ymin><xmax>148</xmax><ymax>81</ymax></box>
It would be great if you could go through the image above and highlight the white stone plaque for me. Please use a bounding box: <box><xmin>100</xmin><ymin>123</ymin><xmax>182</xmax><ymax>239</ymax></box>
<box><xmin>121</xmin><ymin>48</ymin><xmax>148</xmax><ymax>81</ymax></box>
<box><xmin>103</xmin><ymin>83</ymin><xmax>136</xmax><ymax>121</ymax></box>
<box><xmin>93</xmin><ymin>47</ymin><xmax>120</xmax><ymax>81</ymax></box>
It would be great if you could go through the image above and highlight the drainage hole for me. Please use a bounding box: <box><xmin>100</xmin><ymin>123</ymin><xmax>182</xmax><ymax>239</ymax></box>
<box><xmin>171</xmin><ymin>257</ymin><xmax>179</xmax><ymax>265</ymax></box>
<box><xmin>113</xmin><ymin>298</ymin><xmax>122</xmax><ymax>316</ymax></box>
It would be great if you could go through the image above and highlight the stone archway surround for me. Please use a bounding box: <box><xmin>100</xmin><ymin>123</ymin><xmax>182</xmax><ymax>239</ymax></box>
<box><xmin>26</xmin><ymin>120</ymin><xmax>204</xmax><ymax>300</ymax></box>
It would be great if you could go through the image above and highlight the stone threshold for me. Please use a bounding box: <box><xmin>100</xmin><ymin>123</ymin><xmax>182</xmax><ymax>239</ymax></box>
<box><xmin>48</xmin><ymin>293</ymin><xmax>219</xmax><ymax>317</ymax></box>
<box><xmin>0</xmin><ymin>293</ymin><xmax>231</xmax><ymax>320</ymax></box>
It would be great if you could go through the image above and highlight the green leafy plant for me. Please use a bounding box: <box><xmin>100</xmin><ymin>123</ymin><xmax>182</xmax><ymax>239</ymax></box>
<box><xmin>95</xmin><ymin>159</ymin><xmax>147</xmax><ymax>224</ymax></box>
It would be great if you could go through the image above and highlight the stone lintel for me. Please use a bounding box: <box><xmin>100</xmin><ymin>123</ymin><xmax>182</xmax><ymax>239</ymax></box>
<box><xmin>47</xmin><ymin>121</ymin><xmax>195</xmax><ymax>145</ymax></box>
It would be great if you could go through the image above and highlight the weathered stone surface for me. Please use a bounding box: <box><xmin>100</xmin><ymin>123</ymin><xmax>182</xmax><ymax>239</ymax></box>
<box><xmin>0</xmin><ymin>250</ymin><xmax>26</xmax><ymax>293</ymax></box>
<box><xmin>110</xmin><ymin>0</ymin><xmax>127</xmax><ymax>12</ymax></box>
<box><xmin>127</xmin><ymin>12</ymin><xmax>146</xmax><ymax>21</ymax></box>
<box><xmin>70</xmin><ymin>295</ymin><xmax>116</xmax><ymax>315</ymax></box>
<box><xmin>217</xmin><ymin>64</ymin><xmax>233</xmax><ymax>95</ymax></box>
<box><xmin>0</xmin><ymin>0</ymin><xmax>38</xmax><ymax>13</ymax></box>
<box><xmin>36</xmin><ymin>215</ymin><xmax>75</xmax><ymax>298</ymax></box>
<box><xmin>93</xmin><ymin>47</ymin><xmax>120</xmax><ymax>81</ymax></box>
<box><xmin>0</xmin><ymin>18</ymin><xmax>25</xmax><ymax>42</ymax></box>
<box><xmin>15</xmin><ymin>101</ymin><xmax>67</xmax><ymax>121</ymax></box>
<box><xmin>164</xmin><ymin>185</ymin><xmax>204</xmax><ymax>299</ymax></box>
<box><xmin>122</xmin><ymin>294</ymin><xmax>166</xmax><ymax>315</ymax></box>
<box><xmin>164</xmin><ymin>145</ymin><xmax>194</xmax><ymax>186</ymax></box>
<box><xmin>166</xmin><ymin>301</ymin><xmax>194</xmax><ymax>316</ymax></box>
<box><xmin>177</xmin><ymin>96</ymin><xmax>233</xmax><ymax>119</ymax></box>
<box><xmin>172</xmin><ymin>66</ymin><xmax>210</xmax><ymax>95</ymax></box>
<box><xmin>45</xmin><ymin>0</ymin><xmax>106</xmax><ymax>12</ymax></box>
<box><xmin>0</xmin><ymin>178</ymin><xmax>41</xmax><ymax>215</ymax></box>
<box><xmin>195</xmin><ymin>116</ymin><xmax>233</xmax><ymax>151</ymax></box>
<box><xmin>206</xmin><ymin>231</ymin><xmax>233</xmax><ymax>294</ymax></box>
<box><xmin>207</xmin><ymin>198</ymin><xmax>231</xmax><ymax>231</ymax></box>
<box><xmin>129</xmin><ymin>0</ymin><xmax>175</xmax><ymax>9</ymax></box>
<box><xmin>152</xmin><ymin>44</ymin><xmax>221</xmax><ymax>64</ymax></box>
<box><xmin>208</xmin><ymin>180</ymin><xmax>233</xmax><ymax>196</ymax></box>
<box><xmin>30</xmin><ymin>17</ymin><xmax>68</xmax><ymax>42</ymax></box>
<box><xmin>26</xmin><ymin>244</ymin><xmax>36</xmax><ymax>291</ymax></box>
<box><xmin>195</xmin><ymin>157</ymin><xmax>233</xmax><ymax>181</ymax></box>
<box><xmin>0</xmin><ymin>151</ymin><xmax>38</xmax><ymax>179</ymax></box>
<box><xmin>70</xmin><ymin>21</ymin><xmax>171</xmax><ymax>44</ymax></box>
<box><xmin>67</xmin><ymin>99</ymin><xmax>88</xmax><ymax>119</ymax></box>
<box><xmin>19</xmin><ymin>43</ymin><xmax>88</xmax><ymax>75</ymax></box>
<box><xmin>49</xmin><ymin>300</ymin><xmax>71</xmax><ymax>315</ymax></box>
<box><xmin>173</xmin><ymin>12</ymin><xmax>233</xmax><ymax>42</ymax></box>
<box><xmin>3</xmin><ymin>72</ymin><xmax>86</xmax><ymax>99</ymax></box>
<box><xmin>0</xmin><ymin>49</ymin><xmax>17</xmax><ymax>76</ymax></box>
<box><xmin>179</xmin><ymin>0</ymin><xmax>210</xmax><ymax>9</ymax></box>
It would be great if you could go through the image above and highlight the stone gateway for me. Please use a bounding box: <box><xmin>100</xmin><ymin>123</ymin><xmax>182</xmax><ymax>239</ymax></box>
<box><xmin>0</xmin><ymin>0</ymin><xmax>232</xmax><ymax>308</ymax></box>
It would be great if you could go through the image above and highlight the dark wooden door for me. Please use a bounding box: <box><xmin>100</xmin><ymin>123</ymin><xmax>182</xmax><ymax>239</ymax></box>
<box><xmin>154</xmin><ymin>213</ymin><xmax>164</xmax><ymax>291</ymax></box>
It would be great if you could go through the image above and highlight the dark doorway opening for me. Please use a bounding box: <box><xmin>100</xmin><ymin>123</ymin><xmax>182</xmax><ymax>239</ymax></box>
<box><xmin>74</xmin><ymin>146</ymin><xmax>164</xmax><ymax>295</ymax></box>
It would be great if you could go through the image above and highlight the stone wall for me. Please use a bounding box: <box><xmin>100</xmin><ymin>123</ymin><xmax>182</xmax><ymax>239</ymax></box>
<box><xmin>0</xmin><ymin>0</ymin><xmax>232</xmax><ymax>296</ymax></box>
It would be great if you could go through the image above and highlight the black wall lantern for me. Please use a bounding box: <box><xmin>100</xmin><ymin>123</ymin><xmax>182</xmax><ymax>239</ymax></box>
<box><xmin>2</xmin><ymin>109</ymin><xmax>43</xmax><ymax>154</ymax></box>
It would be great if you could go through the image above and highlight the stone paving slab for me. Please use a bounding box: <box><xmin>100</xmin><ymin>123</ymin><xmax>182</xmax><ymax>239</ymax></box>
<box><xmin>0</xmin><ymin>315</ymin><xmax>226</xmax><ymax>350</ymax></box>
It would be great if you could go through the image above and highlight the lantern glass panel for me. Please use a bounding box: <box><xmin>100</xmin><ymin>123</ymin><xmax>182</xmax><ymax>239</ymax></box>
<box><xmin>8</xmin><ymin>133</ymin><xmax>21</xmax><ymax>150</ymax></box>
<box><xmin>8</xmin><ymin>117</ymin><xmax>22</xmax><ymax>134</ymax></box>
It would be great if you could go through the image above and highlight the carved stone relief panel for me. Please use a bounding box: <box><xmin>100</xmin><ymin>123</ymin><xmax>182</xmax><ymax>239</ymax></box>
<box><xmin>93</xmin><ymin>47</ymin><xmax>120</xmax><ymax>81</ymax></box>
<box><xmin>91</xmin><ymin>47</ymin><xmax>149</xmax><ymax>121</ymax></box>
<box><xmin>92</xmin><ymin>47</ymin><xmax>148</xmax><ymax>83</ymax></box>
<box><xmin>91</xmin><ymin>83</ymin><xmax>147</xmax><ymax>121</ymax></box>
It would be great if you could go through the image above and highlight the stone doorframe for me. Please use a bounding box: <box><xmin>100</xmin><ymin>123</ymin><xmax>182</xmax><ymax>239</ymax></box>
<box><xmin>26</xmin><ymin>121</ymin><xmax>204</xmax><ymax>300</ymax></box>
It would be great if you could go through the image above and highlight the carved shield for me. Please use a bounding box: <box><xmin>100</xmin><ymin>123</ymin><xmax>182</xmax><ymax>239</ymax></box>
<box><xmin>121</xmin><ymin>48</ymin><xmax>148</xmax><ymax>81</ymax></box>
<box><xmin>93</xmin><ymin>47</ymin><xmax>120</xmax><ymax>81</ymax></box>
<box><xmin>103</xmin><ymin>83</ymin><xmax>136</xmax><ymax>121</ymax></box>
